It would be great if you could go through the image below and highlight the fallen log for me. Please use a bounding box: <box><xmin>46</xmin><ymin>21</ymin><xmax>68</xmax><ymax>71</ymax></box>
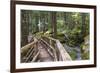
<box><xmin>31</xmin><ymin>51</ymin><xmax>40</xmax><ymax>62</ymax></box>
<box><xmin>56</xmin><ymin>40</ymin><xmax>72</xmax><ymax>61</ymax></box>
<box><xmin>25</xmin><ymin>48</ymin><xmax>36</xmax><ymax>62</ymax></box>
<box><xmin>47</xmin><ymin>48</ymin><xmax>54</xmax><ymax>58</ymax></box>
<box><xmin>25</xmin><ymin>45</ymin><xmax>34</xmax><ymax>57</ymax></box>
<box><xmin>21</xmin><ymin>37</ymin><xmax>38</xmax><ymax>54</ymax></box>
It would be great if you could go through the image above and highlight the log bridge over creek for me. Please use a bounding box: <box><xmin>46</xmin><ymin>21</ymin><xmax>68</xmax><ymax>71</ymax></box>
<box><xmin>21</xmin><ymin>36</ymin><xmax>72</xmax><ymax>62</ymax></box>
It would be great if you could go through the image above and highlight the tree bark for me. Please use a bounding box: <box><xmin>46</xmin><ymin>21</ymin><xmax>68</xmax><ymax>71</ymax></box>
<box><xmin>64</xmin><ymin>12</ymin><xmax>67</xmax><ymax>25</ymax></box>
<box><xmin>81</xmin><ymin>13</ymin><xmax>86</xmax><ymax>38</ymax></box>
<box><xmin>21</xmin><ymin>10</ymin><xmax>29</xmax><ymax>47</ymax></box>
<box><xmin>51</xmin><ymin>12</ymin><xmax>57</xmax><ymax>38</ymax></box>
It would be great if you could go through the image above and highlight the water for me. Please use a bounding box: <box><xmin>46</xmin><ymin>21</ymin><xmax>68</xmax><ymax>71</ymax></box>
<box><xmin>63</xmin><ymin>44</ymin><xmax>81</xmax><ymax>60</ymax></box>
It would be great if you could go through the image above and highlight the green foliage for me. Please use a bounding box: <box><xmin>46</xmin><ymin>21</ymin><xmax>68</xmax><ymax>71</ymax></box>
<box><xmin>81</xmin><ymin>35</ymin><xmax>90</xmax><ymax>60</ymax></box>
<box><xmin>82</xmin><ymin>51</ymin><xmax>89</xmax><ymax>60</ymax></box>
<box><xmin>66</xmin><ymin>27</ymin><xmax>83</xmax><ymax>47</ymax></box>
<box><xmin>69</xmin><ymin>50</ymin><xmax>77</xmax><ymax>60</ymax></box>
<box><xmin>56</xmin><ymin>12</ymin><xmax>89</xmax><ymax>48</ymax></box>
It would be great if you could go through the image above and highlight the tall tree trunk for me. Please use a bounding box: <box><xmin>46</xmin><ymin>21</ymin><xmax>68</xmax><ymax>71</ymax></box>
<box><xmin>64</xmin><ymin>12</ymin><xmax>67</xmax><ymax>25</ymax></box>
<box><xmin>51</xmin><ymin>12</ymin><xmax>57</xmax><ymax>38</ymax></box>
<box><xmin>21</xmin><ymin>10</ymin><xmax>29</xmax><ymax>47</ymax></box>
<box><xmin>81</xmin><ymin>13</ymin><xmax>86</xmax><ymax>38</ymax></box>
<box><xmin>35</xmin><ymin>14</ymin><xmax>39</xmax><ymax>32</ymax></box>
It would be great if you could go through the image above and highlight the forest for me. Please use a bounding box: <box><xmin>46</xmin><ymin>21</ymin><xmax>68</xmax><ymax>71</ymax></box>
<box><xmin>21</xmin><ymin>10</ymin><xmax>90</xmax><ymax>62</ymax></box>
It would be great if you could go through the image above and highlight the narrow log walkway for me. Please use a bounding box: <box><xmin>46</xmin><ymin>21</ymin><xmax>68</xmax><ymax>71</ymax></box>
<box><xmin>21</xmin><ymin>36</ymin><xmax>72</xmax><ymax>63</ymax></box>
<box><xmin>38</xmin><ymin>40</ymin><xmax>54</xmax><ymax>62</ymax></box>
